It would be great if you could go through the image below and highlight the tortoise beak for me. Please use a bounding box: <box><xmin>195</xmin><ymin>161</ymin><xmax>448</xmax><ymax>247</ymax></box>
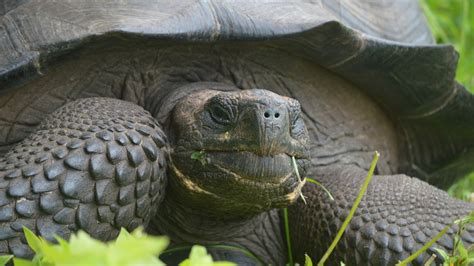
<box><xmin>233</xmin><ymin>100</ymin><xmax>308</xmax><ymax>159</ymax></box>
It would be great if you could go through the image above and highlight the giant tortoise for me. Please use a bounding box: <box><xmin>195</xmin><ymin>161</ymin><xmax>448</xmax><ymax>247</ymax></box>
<box><xmin>0</xmin><ymin>0</ymin><xmax>473</xmax><ymax>265</ymax></box>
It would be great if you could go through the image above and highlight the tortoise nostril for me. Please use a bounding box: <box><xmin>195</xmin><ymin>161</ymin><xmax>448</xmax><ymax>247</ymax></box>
<box><xmin>264</xmin><ymin>110</ymin><xmax>282</xmax><ymax>119</ymax></box>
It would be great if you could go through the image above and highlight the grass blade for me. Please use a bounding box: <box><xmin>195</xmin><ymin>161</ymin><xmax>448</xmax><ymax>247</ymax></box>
<box><xmin>422</xmin><ymin>254</ymin><xmax>437</xmax><ymax>266</ymax></box>
<box><xmin>304</xmin><ymin>253</ymin><xmax>313</xmax><ymax>266</ymax></box>
<box><xmin>396</xmin><ymin>225</ymin><xmax>450</xmax><ymax>266</ymax></box>
<box><xmin>0</xmin><ymin>255</ymin><xmax>13</xmax><ymax>265</ymax></box>
<box><xmin>317</xmin><ymin>151</ymin><xmax>379</xmax><ymax>266</ymax></box>
<box><xmin>306</xmin><ymin>178</ymin><xmax>334</xmax><ymax>201</ymax></box>
<box><xmin>397</xmin><ymin>211</ymin><xmax>474</xmax><ymax>265</ymax></box>
<box><xmin>283</xmin><ymin>208</ymin><xmax>294</xmax><ymax>266</ymax></box>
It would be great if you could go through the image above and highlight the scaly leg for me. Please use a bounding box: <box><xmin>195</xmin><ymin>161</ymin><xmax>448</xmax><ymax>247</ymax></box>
<box><xmin>289</xmin><ymin>165</ymin><xmax>473</xmax><ymax>265</ymax></box>
<box><xmin>0</xmin><ymin>98</ymin><xmax>168</xmax><ymax>258</ymax></box>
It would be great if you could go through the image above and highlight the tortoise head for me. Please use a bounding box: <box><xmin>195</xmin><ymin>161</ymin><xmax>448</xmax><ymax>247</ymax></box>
<box><xmin>167</xmin><ymin>84</ymin><xmax>310</xmax><ymax>217</ymax></box>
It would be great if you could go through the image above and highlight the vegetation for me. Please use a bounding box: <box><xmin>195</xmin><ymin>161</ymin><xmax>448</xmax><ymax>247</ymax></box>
<box><xmin>0</xmin><ymin>228</ymin><xmax>234</xmax><ymax>266</ymax></box>
<box><xmin>177</xmin><ymin>246</ymin><xmax>235</xmax><ymax>266</ymax></box>
<box><xmin>0</xmin><ymin>2</ymin><xmax>472</xmax><ymax>266</ymax></box>
<box><xmin>434</xmin><ymin>213</ymin><xmax>474</xmax><ymax>266</ymax></box>
<box><xmin>421</xmin><ymin>0</ymin><xmax>474</xmax><ymax>201</ymax></box>
<box><xmin>290</xmin><ymin>152</ymin><xmax>474</xmax><ymax>265</ymax></box>
<box><xmin>396</xmin><ymin>211</ymin><xmax>474</xmax><ymax>266</ymax></box>
<box><xmin>421</xmin><ymin>0</ymin><xmax>473</xmax><ymax>90</ymax></box>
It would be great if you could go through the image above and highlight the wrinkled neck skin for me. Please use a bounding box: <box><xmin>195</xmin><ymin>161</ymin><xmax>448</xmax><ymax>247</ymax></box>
<box><xmin>149</xmin><ymin>165</ymin><xmax>288</xmax><ymax>264</ymax></box>
<box><xmin>151</xmin><ymin>184</ymin><xmax>287</xmax><ymax>264</ymax></box>
<box><xmin>154</xmin><ymin>190</ymin><xmax>266</xmax><ymax>241</ymax></box>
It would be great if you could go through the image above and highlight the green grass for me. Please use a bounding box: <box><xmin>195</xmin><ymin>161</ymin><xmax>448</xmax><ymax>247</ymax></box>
<box><xmin>396</xmin><ymin>211</ymin><xmax>474</xmax><ymax>266</ymax></box>
<box><xmin>421</xmin><ymin>0</ymin><xmax>474</xmax><ymax>201</ymax></box>
<box><xmin>422</xmin><ymin>0</ymin><xmax>474</xmax><ymax>90</ymax></box>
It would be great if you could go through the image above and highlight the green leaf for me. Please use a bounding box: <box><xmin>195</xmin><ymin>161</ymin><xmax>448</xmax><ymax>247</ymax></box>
<box><xmin>17</xmin><ymin>227</ymin><xmax>171</xmax><ymax>266</ymax></box>
<box><xmin>44</xmin><ymin>231</ymin><xmax>108</xmax><ymax>265</ymax></box>
<box><xmin>456</xmin><ymin>238</ymin><xmax>468</xmax><ymax>259</ymax></box>
<box><xmin>23</xmin><ymin>227</ymin><xmax>43</xmax><ymax>256</ymax></box>
<box><xmin>107</xmin><ymin>227</ymin><xmax>169</xmax><ymax>266</ymax></box>
<box><xmin>18</xmin><ymin>227</ymin><xmax>235</xmax><ymax>266</ymax></box>
<box><xmin>115</xmin><ymin>227</ymin><xmax>131</xmax><ymax>242</ymax></box>
<box><xmin>12</xmin><ymin>258</ymin><xmax>37</xmax><ymax>266</ymax></box>
<box><xmin>191</xmin><ymin>151</ymin><xmax>208</xmax><ymax>165</ymax></box>
<box><xmin>212</xmin><ymin>263</ymin><xmax>236</xmax><ymax>266</ymax></box>
<box><xmin>179</xmin><ymin>246</ymin><xmax>235</xmax><ymax>266</ymax></box>
<box><xmin>0</xmin><ymin>255</ymin><xmax>12</xmax><ymax>266</ymax></box>
<box><xmin>304</xmin><ymin>254</ymin><xmax>313</xmax><ymax>266</ymax></box>
<box><xmin>434</xmin><ymin>247</ymin><xmax>449</xmax><ymax>261</ymax></box>
<box><xmin>180</xmin><ymin>246</ymin><xmax>213</xmax><ymax>266</ymax></box>
<box><xmin>53</xmin><ymin>234</ymin><xmax>70</xmax><ymax>251</ymax></box>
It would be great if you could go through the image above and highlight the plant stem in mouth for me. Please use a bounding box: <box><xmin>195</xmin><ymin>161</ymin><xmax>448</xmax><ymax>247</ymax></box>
<box><xmin>291</xmin><ymin>156</ymin><xmax>307</xmax><ymax>204</ymax></box>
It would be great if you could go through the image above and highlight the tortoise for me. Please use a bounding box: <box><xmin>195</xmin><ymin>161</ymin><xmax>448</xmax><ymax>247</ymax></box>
<box><xmin>0</xmin><ymin>0</ymin><xmax>473</xmax><ymax>265</ymax></box>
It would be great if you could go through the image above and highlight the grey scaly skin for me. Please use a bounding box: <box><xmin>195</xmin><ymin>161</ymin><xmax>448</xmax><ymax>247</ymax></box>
<box><xmin>0</xmin><ymin>98</ymin><xmax>168</xmax><ymax>257</ymax></box>
<box><xmin>290</xmin><ymin>166</ymin><xmax>474</xmax><ymax>265</ymax></box>
<box><xmin>0</xmin><ymin>82</ymin><xmax>472</xmax><ymax>265</ymax></box>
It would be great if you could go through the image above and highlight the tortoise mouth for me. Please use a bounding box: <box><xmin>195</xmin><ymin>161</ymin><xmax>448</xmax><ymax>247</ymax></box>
<box><xmin>170</xmin><ymin>150</ymin><xmax>309</xmax><ymax>213</ymax></box>
<box><xmin>176</xmin><ymin>149</ymin><xmax>308</xmax><ymax>185</ymax></box>
<box><xmin>206</xmin><ymin>151</ymin><xmax>300</xmax><ymax>183</ymax></box>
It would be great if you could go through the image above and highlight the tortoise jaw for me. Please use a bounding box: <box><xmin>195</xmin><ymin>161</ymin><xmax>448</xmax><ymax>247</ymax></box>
<box><xmin>168</xmin><ymin>156</ymin><xmax>306</xmax><ymax>216</ymax></box>
<box><xmin>169</xmin><ymin>148</ymin><xmax>309</xmax><ymax>212</ymax></box>
<box><xmin>205</xmin><ymin>151</ymin><xmax>305</xmax><ymax>184</ymax></box>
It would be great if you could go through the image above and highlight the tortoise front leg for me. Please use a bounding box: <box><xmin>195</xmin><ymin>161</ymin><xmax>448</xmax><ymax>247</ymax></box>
<box><xmin>0</xmin><ymin>98</ymin><xmax>168</xmax><ymax>258</ymax></box>
<box><xmin>289</xmin><ymin>165</ymin><xmax>473</xmax><ymax>265</ymax></box>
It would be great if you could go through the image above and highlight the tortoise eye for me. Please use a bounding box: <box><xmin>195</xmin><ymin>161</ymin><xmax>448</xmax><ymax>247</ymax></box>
<box><xmin>206</xmin><ymin>94</ymin><xmax>237</xmax><ymax>126</ymax></box>
<box><xmin>208</xmin><ymin>104</ymin><xmax>233</xmax><ymax>125</ymax></box>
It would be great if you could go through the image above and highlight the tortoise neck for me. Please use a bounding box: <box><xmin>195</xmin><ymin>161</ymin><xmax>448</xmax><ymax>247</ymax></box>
<box><xmin>150</xmin><ymin>196</ymin><xmax>287</xmax><ymax>264</ymax></box>
<box><xmin>151</xmin><ymin>195</ymin><xmax>267</xmax><ymax>242</ymax></box>
<box><xmin>164</xmin><ymin>160</ymin><xmax>283</xmax><ymax>217</ymax></box>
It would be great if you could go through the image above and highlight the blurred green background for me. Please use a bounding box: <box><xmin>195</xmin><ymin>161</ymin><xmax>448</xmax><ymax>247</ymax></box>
<box><xmin>421</xmin><ymin>0</ymin><xmax>474</xmax><ymax>201</ymax></box>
